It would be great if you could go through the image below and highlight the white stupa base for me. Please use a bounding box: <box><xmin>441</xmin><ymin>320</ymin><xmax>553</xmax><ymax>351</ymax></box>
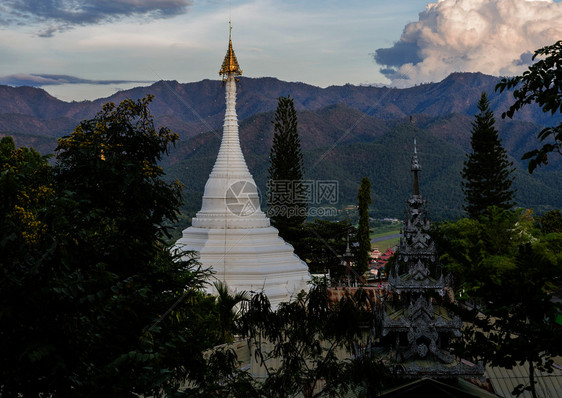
<box><xmin>175</xmin><ymin>226</ymin><xmax>310</xmax><ymax>309</ymax></box>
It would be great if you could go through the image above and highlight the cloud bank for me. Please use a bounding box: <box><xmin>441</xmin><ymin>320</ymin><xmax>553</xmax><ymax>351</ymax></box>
<box><xmin>374</xmin><ymin>0</ymin><xmax>562</xmax><ymax>87</ymax></box>
<box><xmin>0</xmin><ymin>73</ymin><xmax>152</xmax><ymax>86</ymax></box>
<box><xmin>0</xmin><ymin>0</ymin><xmax>191</xmax><ymax>36</ymax></box>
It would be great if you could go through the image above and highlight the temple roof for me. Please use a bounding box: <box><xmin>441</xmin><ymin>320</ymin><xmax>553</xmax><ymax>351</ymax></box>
<box><xmin>379</xmin><ymin>375</ymin><xmax>492</xmax><ymax>395</ymax></box>
<box><xmin>219</xmin><ymin>25</ymin><xmax>242</xmax><ymax>77</ymax></box>
<box><xmin>384</xmin><ymin>301</ymin><xmax>457</xmax><ymax>324</ymax></box>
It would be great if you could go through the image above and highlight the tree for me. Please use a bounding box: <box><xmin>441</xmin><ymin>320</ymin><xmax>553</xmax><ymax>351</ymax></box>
<box><xmin>0</xmin><ymin>97</ymin><xmax>226</xmax><ymax>397</ymax></box>
<box><xmin>496</xmin><ymin>40</ymin><xmax>562</xmax><ymax>173</ymax></box>
<box><xmin>290</xmin><ymin>219</ymin><xmax>357</xmax><ymax>279</ymax></box>
<box><xmin>55</xmin><ymin>95</ymin><xmax>183</xmax><ymax>265</ymax></box>
<box><xmin>434</xmin><ymin>209</ymin><xmax>562</xmax><ymax>398</ymax></box>
<box><xmin>457</xmin><ymin>242</ymin><xmax>561</xmax><ymax>398</ymax></box>
<box><xmin>213</xmin><ymin>280</ymin><xmax>249</xmax><ymax>344</ymax></box>
<box><xmin>356</xmin><ymin>177</ymin><xmax>372</xmax><ymax>276</ymax></box>
<box><xmin>0</xmin><ymin>136</ymin><xmax>53</xmax><ymax>254</ymax></box>
<box><xmin>537</xmin><ymin>209</ymin><xmax>562</xmax><ymax>234</ymax></box>
<box><xmin>461</xmin><ymin>92</ymin><xmax>515</xmax><ymax>218</ymax></box>
<box><xmin>268</xmin><ymin>96</ymin><xmax>306</xmax><ymax>241</ymax></box>
<box><xmin>237</xmin><ymin>283</ymin><xmax>388</xmax><ymax>397</ymax></box>
<box><xmin>0</xmin><ymin>136</ymin><xmax>61</xmax><ymax>396</ymax></box>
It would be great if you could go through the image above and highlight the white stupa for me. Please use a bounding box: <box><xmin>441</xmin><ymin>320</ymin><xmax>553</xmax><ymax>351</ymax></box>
<box><xmin>174</xmin><ymin>26</ymin><xmax>310</xmax><ymax>308</ymax></box>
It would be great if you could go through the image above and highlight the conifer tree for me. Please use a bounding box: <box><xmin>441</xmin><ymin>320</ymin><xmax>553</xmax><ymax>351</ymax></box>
<box><xmin>268</xmin><ymin>96</ymin><xmax>306</xmax><ymax>240</ymax></box>
<box><xmin>461</xmin><ymin>92</ymin><xmax>515</xmax><ymax>218</ymax></box>
<box><xmin>356</xmin><ymin>177</ymin><xmax>372</xmax><ymax>276</ymax></box>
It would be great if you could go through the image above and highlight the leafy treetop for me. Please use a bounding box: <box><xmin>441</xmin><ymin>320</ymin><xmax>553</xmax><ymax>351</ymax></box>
<box><xmin>434</xmin><ymin>208</ymin><xmax>562</xmax><ymax>398</ymax></box>
<box><xmin>496</xmin><ymin>40</ymin><xmax>562</xmax><ymax>173</ymax></box>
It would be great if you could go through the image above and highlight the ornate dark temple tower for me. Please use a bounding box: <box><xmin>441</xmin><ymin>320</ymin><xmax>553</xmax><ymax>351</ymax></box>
<box><xmin>381</xmin><ymin>122</ymin><xmax>483</xmax><ymax>379</ymax></box>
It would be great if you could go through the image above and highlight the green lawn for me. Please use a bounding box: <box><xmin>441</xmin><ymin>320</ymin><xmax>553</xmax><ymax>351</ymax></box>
<box><xmin>370</xmin><ymin>223</ymin><xmax>401</xmax><ymax>252</ymax></box>
<box><xmin>370</xmin><ymin>220</ymin><xmax>402</xmax><ymax>236</ymax></box>
<box><xmin>372</xmin><ymin>237</ymin><xmax>400</xmax><ymax>252</ymax></box>
<box><xmin>370</xmin><ymin>229</ymin><xmax>401</xmax><ymax>239</ymax></box>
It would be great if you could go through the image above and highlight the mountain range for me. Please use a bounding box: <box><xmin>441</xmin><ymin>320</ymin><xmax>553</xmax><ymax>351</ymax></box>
<box><xmin>2</xmin><ymin>72</ymin><xmax>561</xmax><ymax>225</ymax></box>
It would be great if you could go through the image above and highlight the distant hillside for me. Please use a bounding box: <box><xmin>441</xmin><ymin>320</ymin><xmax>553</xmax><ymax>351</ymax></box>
<box><xmin>1</xmin><ymin>72</ymin><xmax>560</xmax><ymax>140</ymax></box>
<box><xmin>166</xmin><ymin>105</ymin><xmax>562</xmax><ymax>223</ymax></box>
<box><xmin>1</xmin><ymin>72</ymin><xmax>561</xmax><ymax>224</ymax></box>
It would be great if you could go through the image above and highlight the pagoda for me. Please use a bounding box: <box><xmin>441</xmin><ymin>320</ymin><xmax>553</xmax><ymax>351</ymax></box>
<box><xmin>174</xmin><ymin>25</ymin><xmax>310</xmax><ymax>308</ymax></box>
<box><xmin>380</xmin><ymin>122</ymin><xmax>483</xmax><ymax>379</ymax></box>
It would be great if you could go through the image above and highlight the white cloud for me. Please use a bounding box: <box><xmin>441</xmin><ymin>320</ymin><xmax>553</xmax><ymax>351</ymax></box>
<box><xmin>374</xmin><ymin>0</ymin><xmax>562</xmax><ymax>87</ymax></box>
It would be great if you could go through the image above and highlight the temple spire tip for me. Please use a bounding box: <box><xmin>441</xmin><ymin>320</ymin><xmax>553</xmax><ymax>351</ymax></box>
<box><xmin>410</xmin><ymin>116</ymin><xmax>418</xmax><ymax>155</ymax></box>
<box><xmin>219</xmin><ymin>21</ymin><xmax>242</xmax><ymax>79</ymax></box>
<box><xmin>410</xmin><ymin>116</ymin><xmax>421</xmax><ymax>195</ymax></box>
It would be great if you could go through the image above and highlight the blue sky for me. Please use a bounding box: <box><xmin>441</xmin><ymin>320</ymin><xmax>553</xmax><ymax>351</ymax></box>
<box><xmin>0</xmin><ymin>0</ymin><xmax>560</xmax><ymax>101</ymax></box>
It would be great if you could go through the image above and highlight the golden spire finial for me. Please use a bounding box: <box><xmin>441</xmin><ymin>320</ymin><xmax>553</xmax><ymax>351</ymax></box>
<box><xmin>219</xmin><ymin>21</ymin><xmax>242</xmax><ymax>79</ymax></box>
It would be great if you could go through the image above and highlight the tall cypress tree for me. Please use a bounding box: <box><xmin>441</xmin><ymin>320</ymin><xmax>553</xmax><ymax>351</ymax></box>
<box><xmin>356</xmin><ymin>177</ymin><xmax>372</xmax><ymax>276</ymax></box>
<box><xmin>268</xmin><ymin>96</ymin><xmax>306</xmax><ymax>240</ymax></box>
<box><xmin>462</xmin><ymin>92</ymin><xmax>515</xmax><ymax>218</ymax></box>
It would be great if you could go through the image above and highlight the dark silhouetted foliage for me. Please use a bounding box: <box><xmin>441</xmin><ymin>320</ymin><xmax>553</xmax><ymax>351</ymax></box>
<box><xmin>356</xmin><ymin>177</ymin><xmax>372</xmax><ymax>275</ymax></box>
<box><xmin>435</xmin><ymin>208</ymin><xmax>562</xmax><ymax>398</ymax></box>
<box><xmin>497</xmin><ymin>40</ymin><xmax>562</xmax><ymax>173</ymax></box>
<box><xmin>268</xmin><ymin>96</ymin><xmax>306</xmax><ymax>241</ymax></box>
<box><xmin>0</xmin><ymin>97</ymin><xmax>224</xmax><ymax>397</ymax></box>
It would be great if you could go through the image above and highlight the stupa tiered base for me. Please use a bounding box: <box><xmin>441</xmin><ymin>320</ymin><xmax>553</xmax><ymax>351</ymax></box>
<box><xmin>176</xmin><ymin>226</ymin><xmax>309</xmax><ymax>308</ymax></box>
